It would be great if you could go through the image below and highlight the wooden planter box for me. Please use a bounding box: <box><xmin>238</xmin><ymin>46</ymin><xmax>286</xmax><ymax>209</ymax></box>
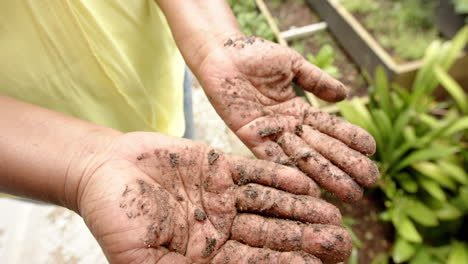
<box><xmin>306</xmin><ymin>0</ymin><xmax>468</xmax><ymax>89</ymax></box>
<box><xmin>436</xmin><ymin>0</ymin><xmax>467</xmax><ymax>40</ymax></box>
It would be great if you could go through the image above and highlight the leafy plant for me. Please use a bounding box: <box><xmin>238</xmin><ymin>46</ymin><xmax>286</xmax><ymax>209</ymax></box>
<box><xmin>228</xmin><ymin>0</ymin><xmax>276</xmax><ymax>41</ymax></box>
<box><xmin>341</xmin><ymin>0</ymin><xmax>441</xmax><ymax>62</ymax></box>
<box><xmin>453</xmin><ymin>0</ymin><xmax>468</xmax><ymax>15</ymax></box>
<box><xmin>306</xmin><ymin>44</ymin><xmax>342</xmax><ymax>79</ymax></box>
<box><xmin>338</xmin><ymin>26</ymin><xmax>468</xmax><ymax>263</ymax></box>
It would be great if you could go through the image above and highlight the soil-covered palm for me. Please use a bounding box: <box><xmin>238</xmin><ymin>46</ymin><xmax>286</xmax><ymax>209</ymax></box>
<box><xmin>78</xmin><ymin>132</ymin><xmax>351</xmax><ymax>264</ymax></box>
<box><xmin>197</xmin><ymin>36</ymin><xmax>379</xmax><ymax>202</ymax></box>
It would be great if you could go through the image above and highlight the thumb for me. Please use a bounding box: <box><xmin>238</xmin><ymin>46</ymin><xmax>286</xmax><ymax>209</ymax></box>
<box><xmin>295</xmin><ymin>56</ymin><xmax>348</xmax><ymax>102</ymax></box>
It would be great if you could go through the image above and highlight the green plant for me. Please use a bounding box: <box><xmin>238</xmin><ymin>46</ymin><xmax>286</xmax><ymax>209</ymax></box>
<box><xmin>338</xmin><ymin>26</ymin><xmax>468</xmax><ymax>263</ymax></box>
<box><xmin>342</xmin><ymin>216</ymin><xmax>364</xmax><ymax>264</ymax></box>
<box><xmin>228</xmin><ymin>0</ymin><xmax>276</xmax><ymax>41</ymax></box>
<box><xmin>453</xmin><ymin>0</ymin><xmax>468</xmax><ymax>15</ymax></box>
<box><xmin>342</xmin><ymin>0</ymin><xmax>441</xmax><ymax>61</ymax></box>
<box><xmin>306</xmin><ymin>44</ymin><xmax>342</xmax><ymax>79</ymax></box>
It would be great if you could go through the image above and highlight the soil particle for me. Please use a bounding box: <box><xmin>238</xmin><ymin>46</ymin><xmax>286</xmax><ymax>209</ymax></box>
<box><xmin>176</xmin><ymin>195</ymin><xmax>184</xmax><ymax>201</ymax></box>
<box><xmin>194</xmin><ymin>208</ymin><xmax>208</xmax><ymax>221</ymax></box>
<box><xmin>202</xmin><ymin>237</ymin><xmax>217</xmax><ymax>257</ymax></box>
<box><xmin>169</xmin><ymin>153</ymin><xmax>179</xmax><ymax>168</ymax></box>
<box><xmin>335</xmin><ymin>234</ymin><xmax>344</xmax><ymax>241</ymax></box>
<box><xmin>246</xmin><ymin>36</ymin><xmax>256</xmax><ymax>44</ymax></box>
<box><xmin>235</xmin><ymin>165</ymin><xmax>250</xmax><ymax>185</ymax></box>
<box><xmin>297</xmin><ymin>152</ymin><xmax>312</xmax><ymax>160</ymax></box>
<box><xmin>137</xmin><ymin>153</ymin><xmax>148</xmax><ymax>160</ymax></box>
<box><xmin>207</xmin><ymin>150</ymin><xmax>220</xmax><ymax>165</ymax></box>
<box><xmin>259</xmin><ymin>126</ymin><xmax>284</xmax><ymax>137</ymax></box>
<box><xmin>203</xmin><ymin>180</ymin><xmax>210</xmax><ymax>190</ymax></box>
<box><xmin>224</xmin><ymin>38</ymin><xmax>233</xmax><ymax>46</ymax></box>
<box><xmin>122</xmin><ymin>185</ymin><xmax>130</xmax><ymax>196</ymax></box>
<box><xmin>138</xmin><ymin>179</ymin><xmax>146</xmax><ymax>194</ymax></box>
<box><xmin>295</xmin><ymin>124</ymin><xmax>303</xmax><ymax>136</ymax></box>
<box><xmin>243</xmin><ymin>185</ymin><xmax>259</xmax><ymax>200</ymax></box>
<box><xmin>264</xmin><ymin>148</ymin><xmax>274</xmax><ymax>157</ymax></box>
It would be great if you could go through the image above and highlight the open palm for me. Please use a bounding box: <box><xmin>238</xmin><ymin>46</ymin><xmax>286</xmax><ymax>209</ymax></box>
<box><xmin>78</xmin><ymin>132</ymin><xmax>351</xmax><ymax>264</ymax></box>
<box><xmin>197</xmin><ymin>36</ymin><xmax>379</xmax><ymax>202</ymax></box>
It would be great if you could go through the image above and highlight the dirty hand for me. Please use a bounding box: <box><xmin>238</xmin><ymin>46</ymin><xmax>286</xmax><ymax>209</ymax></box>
<box><xmin>78</xmin><ymin>132</ymin><xmax>351</xmax><ymax>264</ymax></box>
<box><xmin>196</xmin><ymin>36</ymin><xmax>379</xmax><ymax>202</ymax></box>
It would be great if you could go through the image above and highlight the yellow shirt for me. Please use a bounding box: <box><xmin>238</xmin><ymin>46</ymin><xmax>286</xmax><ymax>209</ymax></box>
<box><xmin>0</xmin><ymin>0</ymin><xmax>185</xmax><ymax>136</ymax></box>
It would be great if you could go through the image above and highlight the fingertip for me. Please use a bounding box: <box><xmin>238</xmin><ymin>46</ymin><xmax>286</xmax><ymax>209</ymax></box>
<box><xmin>295</xmin><ymin>60</ymin><xmax>348</xmax><ymax>102</ymax></box>
<box><xmin>302</xmin><ymin>225</ymin><xmax>352</xmax><ymax>263</ymax></box>
<box><xmin>308</xmin><ymin>181</ymin><xmax>322</xmax><ymax>198</ymax></box>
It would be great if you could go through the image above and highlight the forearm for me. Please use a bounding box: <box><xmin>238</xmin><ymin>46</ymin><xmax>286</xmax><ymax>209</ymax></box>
<box><xmin>0</xmin><ymin>96</ymin><xmax>120</xmax><ymax>212</ymax></box>
<box><xmin>156</xmin><ymin>0</ymin><xmax>243</xmax><ymax>74</ymax></box>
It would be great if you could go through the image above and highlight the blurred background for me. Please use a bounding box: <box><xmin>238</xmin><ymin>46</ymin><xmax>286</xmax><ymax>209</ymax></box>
<box><xmin>1</xmin><ymin>0</ymin><xmax>467</xmax><ymax>263</ymax></box>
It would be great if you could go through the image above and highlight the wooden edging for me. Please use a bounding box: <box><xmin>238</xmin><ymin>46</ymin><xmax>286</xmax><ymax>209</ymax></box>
<box><xmin>306</xmin><ymin>0</ymin><xmax>468</xmax><ymax>89</ymax></box>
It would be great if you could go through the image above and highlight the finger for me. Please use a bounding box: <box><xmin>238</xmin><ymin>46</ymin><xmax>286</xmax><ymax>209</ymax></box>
<box><xmin>212</xmin><ymin>240</ymin><xmax>322</xmax><ymax>264</ymax></box>
<box><xmin>300</xmin><ymin>125</ymin><xmax>380</xmax><ymax>187</ymax></box>
<box><xmin>236</xmin><ymin>114</ymin><xmax>301</xmax><ymax>148</ymax></box>
<box><xmin>278</xmin><ymin>132</ymin><xmax>363</xmax><ymax>202</ymax></box>
<box><xmin>251</xmin><ymin>141</ymin><xmax>294</xmax><ymax>167</ymax></box>
<box><xmin>294</xmin><ymin>57</ymin><xmax>348</xmax><ymax>102</ymax></box>
<box><xmin>304</xmin><ymin>109</ymin><xmax>376</xmax><ymax>155</ymax></box>
<box><xmin>236</xmin><ymin>183</ymin><xmax>341</xmax><ymax>225</ymax></box>
<box><xmin>230</xmin><ymin>156</ymin><xmax>320</xmax><ymax>197</ymax></box>
<box><xmin>232</xmin><ymin>214</ymin><xmax>352</xmax><ymax>263</ymax></box>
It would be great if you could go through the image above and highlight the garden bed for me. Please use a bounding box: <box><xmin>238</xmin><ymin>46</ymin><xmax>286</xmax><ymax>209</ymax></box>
<box><xmin>306</xmin><ymin>0</ymin><xmax>468</xmax><ymax>89</ymax></box>
<box><xmin>265</xmin><ymin>0</ymin><xmax>368</xmax><ymax>97</ymax></box>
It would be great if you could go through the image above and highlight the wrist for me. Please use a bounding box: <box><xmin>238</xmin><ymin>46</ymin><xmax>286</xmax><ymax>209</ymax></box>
<box><xmin>64</xmin><ymin>127</ymin><xmax>121</xmax><ymax>214</ymax></box>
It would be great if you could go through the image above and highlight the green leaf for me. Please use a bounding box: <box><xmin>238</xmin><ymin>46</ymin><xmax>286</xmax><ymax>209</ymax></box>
<box><xmin>434</xmin><ymin>66</ymin><xmax>468</xmax><ymax>114</ymax></box>
<box><xmin>439</xmin><ymin>26</ymin><xmax>468</xmax><ymax>70</ymax></box>
<box><xmin>382</xmin><ymin>177</ymin><xmax>398</xmax><ymax>199</ymax></box>
<box><xmin>392</xmin><ymin>237</ymin><xmax>417</xmax><ymax>263</ymax></box>
<box><xmin>403</xmin><ymin>126</ymin><xmax>417</xmax><ymax>143</ymax></box>
<box><xmin>338</xmin><ymin>101</ymin><xmax>369</xmax><ymax>130</ymax></box>
<box><xmin>374</xmin><ymin>66</ymin><xmax>392</xmax><ymax>117</ymax></box>
<box><xmin>437</xmin><ymin>160</ymin><xmax>468</xmax><ymax>184</ymax></box>
<box><xmin>419</xmin><ymin>177</ymin><xmax>447</xmax><ymax>201</ymax></box>
<box><xmin>393</xmin><ymin>214</ymin><xmax>422</xmax><ymax>243</ymax></box>
<box><xmin>389</xmin><ymin>142</ymin><xmax>414</xmax><ymax>168</ymax></box>
<box><xmin>443</xmin><ymin>116</ymin><xmax>468</xmax><ymax>136</ymax></box>
<box><xmin>409</xmin><ymin>247</ymin><xmax>433</xmax><ymax>264</ymax></box>
<box><xmin>412</xmin><ymin>161</ymin><xmax>457</xmax><ymax>190</ymax></box>
<box><xmin>338</xmin><ymin>99</ymin><xmax>383</xmax><ymax>148</ymax></box>
<box><xmin>418</xmin><ymin>113</ymin><xmax>440</xmax><ymax>128</ymax></box>
<box><xmin>387</xmin><ymin>109</ymin><xmax>413</xmax><ymax>157</ymax></box>
<box><xmin>411</xmin><ymin>40</ymin><xmax>441</xmax><ymax>103</ymax></box>
<box><xmin>418</xmin><ymin>117</ymin><xmax>462</xmax><ymax>146</ymax></box>
<box><xmin>343</xmin><ymin>225</ymin><xmax>363</xmax><ymax>248</ymax></box>
<box><xmin>395</xmin><ymin>172</ymin><xmax>418</xmax><ymax>193</ymax></box>
<box><xmin>371</xmin><ymin>109</ymin><xmax>393</xmax><ymax>140</ymax></box>
<box><xmin>348</xmin><ymin>247</ymin><xmax>359</xmax><ymax>264</ymax></box>
<box><xmin>371</xmin><ymin>253</ymin><xmax>389</xmax><ymax>264</ymax></box>
<box><xmin>436</xmin><ymin>202</ymin><xmax>462</xmax><ymax>220</ymax></box>
<box><xmin>448</xmin><ymin>242</ymin><xmax>468</xmax><ymax>264</ymax></box>
<box><xmin>405</xmin><ymin>200</ymin><xmax>439</xmax><ymax>227</ymax></box>
<box><xmin>394</xmin><ymin>146</ymin><xmax>460</xmax><ymax>172</ymax></box>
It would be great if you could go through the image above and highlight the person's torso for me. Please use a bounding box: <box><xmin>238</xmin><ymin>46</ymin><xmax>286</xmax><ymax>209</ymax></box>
<box><xmin>0</xmin><ymin>0</ymin><xmax>185</xmax><ymax>135</ymax></box>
